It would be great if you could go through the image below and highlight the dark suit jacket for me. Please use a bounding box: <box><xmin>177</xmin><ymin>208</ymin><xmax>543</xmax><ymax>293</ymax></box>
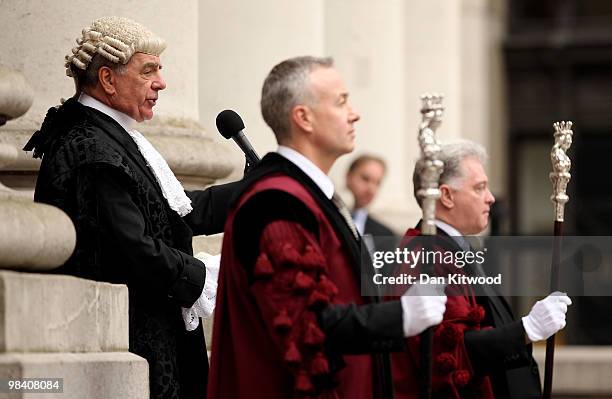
<box><xmin>465</xmin><ymin>290</ymin><xmax>542</xmax><ymax>399</ymax></box>
<box><xmin>433</xmin><ymin>228</ymin><xmax>542</xmax><ymax>399</ymax></box>
<box><xmin>362</xmin><ymin>214</ymin><xmax>398</xmax><ymax>255</ymax></box>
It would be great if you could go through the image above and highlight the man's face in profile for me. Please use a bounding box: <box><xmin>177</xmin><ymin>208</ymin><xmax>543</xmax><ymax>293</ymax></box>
<box><xmin>110</xmin><ymin>53</ymin><xmax>167</xmax><ymax>122</ymax></box>
<box><xmin>306</xmin><ymin>67</ymin><xmax>360</xmax><ymax>158</ymax></box>
<box><xmin>445</xmin><ymin>156</ymin><xmax>495</xmax><ymax>235</ymax></box>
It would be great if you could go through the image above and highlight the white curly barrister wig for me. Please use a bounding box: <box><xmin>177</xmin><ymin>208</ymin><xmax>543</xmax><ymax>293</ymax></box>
<box><xmin>65</xmin><ymin>16</ymin><xmax>166</xmax><ymax>77</ymax></box>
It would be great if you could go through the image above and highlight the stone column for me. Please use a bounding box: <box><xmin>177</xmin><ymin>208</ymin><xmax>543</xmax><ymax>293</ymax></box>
<box><xmin>324</xmin><ymin>0</ymin><xmax>416</xmax><ymax>232</ymax></box>
<box><xmin>0</xmin><ymin>65</ymin><xmax>75</xmax><ymax>270</ymax></box>
<box><xmin>198</xmin><ymin>0</ymin><xmax>325</xmax><ymax>179</ymax></box>
<box><xmin>460</xmin><ymin>0</ymin><xmax>507</xmax><ymax>195</ymax></box>
<box><xmin>324</xmin><ymin>0</ymin><xmax>500</xmax><ymax>232</ymax></box>
<box><xmin>194</xmin><ymin>1</ymin><xmax>466</xmax><ymax>232</ymax></box>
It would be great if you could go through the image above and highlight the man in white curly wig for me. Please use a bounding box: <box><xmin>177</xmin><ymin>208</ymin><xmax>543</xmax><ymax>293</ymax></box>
<box><xmin>24</xmin><ymin>16</ymin><xmax>239</xmax><ymax>399</ymax></box>
<box><xmin>65</xmin><ymin>15</ymin><xmax>168</xmax><ymax>121</ymax></box>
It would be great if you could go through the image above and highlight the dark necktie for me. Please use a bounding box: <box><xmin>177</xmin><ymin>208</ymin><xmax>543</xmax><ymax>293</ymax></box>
<box><xmin>465</xmin><ymin>240</ymin><xmax>500</xmax><ymax>299</ymax></box>
<box><xmin>332</xmin><ymin>193</ymin><xmax>360</xmax><ymax>240</ymax></box>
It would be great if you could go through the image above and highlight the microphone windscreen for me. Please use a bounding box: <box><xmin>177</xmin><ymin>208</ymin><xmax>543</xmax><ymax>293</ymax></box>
<box><xmin>216</xmin><ymin>109</ymin><xmax>245</xmax><ymax>139</ymax></box>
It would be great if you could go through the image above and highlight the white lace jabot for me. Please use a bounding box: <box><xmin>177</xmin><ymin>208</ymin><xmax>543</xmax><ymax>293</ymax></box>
<box><xmin>126</xmin><ymin>129</ymin><xmax>192</xmax><ymax>216</ymax></box>
<box><xmin>78</xmin><ymin>93</ymin><xmax>192</xmax><ymax>217</ymax></box>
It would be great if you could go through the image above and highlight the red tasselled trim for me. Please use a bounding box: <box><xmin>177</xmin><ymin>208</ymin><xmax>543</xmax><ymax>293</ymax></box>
<box><xmin>253</xmin><ymin>252</ymin><xmax>274</xmax><ymax>278</ymax></box>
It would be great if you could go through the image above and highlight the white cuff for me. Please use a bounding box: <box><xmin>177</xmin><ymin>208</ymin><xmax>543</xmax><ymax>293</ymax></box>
<box><xmin>181</xmin><ymin>252</ymin><xmax>221</xmax><ymax>331</ymax></box>
<box><xmin>522</xmin><ymin>315</ymin><xmax>541</xmax><ymax>342</ymax></box>
<box><xmin>182</xmin><ymin>307</ymin><xmax>200</xmax><ymax>331</ymax></box>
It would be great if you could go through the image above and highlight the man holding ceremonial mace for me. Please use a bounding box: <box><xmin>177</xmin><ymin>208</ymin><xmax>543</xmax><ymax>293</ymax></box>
<box><xmin>392</xmin><ymin>137</ymin><xmax>572</xmax><ymax>399</ymax></box>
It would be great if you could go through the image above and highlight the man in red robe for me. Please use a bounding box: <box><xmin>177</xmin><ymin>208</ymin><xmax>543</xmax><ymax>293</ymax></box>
<box><xmin>207</xmin><ymin>56</ymin><xmax>448</xmax><ymax>399</ymax></box>
<box><xmin>392</xmin><ymin>140</ymin><xmax>572</xmax><ymax>398</ymax></box>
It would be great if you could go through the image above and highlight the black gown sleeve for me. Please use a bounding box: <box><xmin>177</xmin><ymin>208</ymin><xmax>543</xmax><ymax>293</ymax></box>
<box><xmin>81</xmin><ymin>164</ymin><xmax>206</xmax><ymax>307</ymax></box>
<box><xmin>318</xmin><ymin>301</ymin><xmax>405</xmax><ymax>354</ymax></box>
<box><xmin>183</xmin><ymin>181</ymin><xmax>243</xmax><ymax>236</ymax></box>
<box><xmin>464</xmin><ymin>319</ymin><xmax>533</xmax><ymax>374</ymax></box>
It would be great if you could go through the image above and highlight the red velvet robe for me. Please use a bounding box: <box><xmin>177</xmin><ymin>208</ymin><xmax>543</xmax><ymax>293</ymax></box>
<box><xmin>391</xmin><ymin>229</ymin><xmax>495</xmax><ymax>399</ymax></box>
<box><xmin>208</xmin><ymin>174</ymin><xmax>375</xmax><ymax>398</ymax></box>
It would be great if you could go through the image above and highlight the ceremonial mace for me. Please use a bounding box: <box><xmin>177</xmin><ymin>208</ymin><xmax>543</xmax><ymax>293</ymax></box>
<box><xmin>543</xmin><ymin>121</ymin><xmax>573</xmax><ymax>399</ymax></box>
<box><xmin>416</xmin><ymin>93</ymin><xmax>444</xmax><ymax>399</ymax></box>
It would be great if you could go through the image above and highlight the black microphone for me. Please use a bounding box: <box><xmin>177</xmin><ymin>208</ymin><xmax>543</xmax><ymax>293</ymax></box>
<box><xmin>216</xmin><ymin>109</ymin><xmax>261</xmax><ymax>166</ymax></box>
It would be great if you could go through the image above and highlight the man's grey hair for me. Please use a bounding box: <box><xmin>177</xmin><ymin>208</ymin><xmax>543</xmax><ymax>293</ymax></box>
<box><xmin>70</xmin><ymin>54</ymin><xmax>127</xmax><ymax>91</ymax></box>
<box><xmin>413</xmin><ymin>139</ymin><xmax>488</xmax><ymax>207</ymax></box>
<box><xmin>260</xmin><ymin>56</ymin><xmax>334</xmax><ymax>143</ymax></box>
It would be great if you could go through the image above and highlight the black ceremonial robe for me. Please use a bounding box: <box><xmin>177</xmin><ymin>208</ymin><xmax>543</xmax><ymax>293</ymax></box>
<box><xmin>24</xmin><ymin>98</ymin><xmax>238</xmax><ymax>399</ymax></box>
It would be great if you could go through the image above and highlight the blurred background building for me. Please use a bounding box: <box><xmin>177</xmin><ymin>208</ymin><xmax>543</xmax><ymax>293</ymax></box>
<box><xmin>2</xmin><ymin>0</ymin><xmax>612</xmax><ymax>397</ymax></box>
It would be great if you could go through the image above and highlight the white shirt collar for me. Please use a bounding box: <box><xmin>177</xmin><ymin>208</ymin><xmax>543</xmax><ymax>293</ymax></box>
<box><xmin>352</xmin><ymin>208</ymin><xmax>368</xmax><ymax>235</ymax></box>
<box><xmin>78</xmin><ymin>93</ymin><xmax>136</xmax><ymax>132</ymax></box>
<box><xmin>434</xmin><ymin>219</ymin><xmax>470</xmax><ymax>251</ymax></box>
<box><xmin>276</xmin><ymin>145</ymin><xmax>334</xmax><ymax>199</ymax></box>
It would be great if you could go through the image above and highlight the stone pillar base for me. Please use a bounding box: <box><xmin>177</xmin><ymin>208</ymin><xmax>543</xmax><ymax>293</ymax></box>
<box><xmin>533</xmin><ymin>346</ymin><xmax>612</xmax><ymax>396</ymax></box>
<box><xmin>0</xmin><ymin>271</ymin><xmax>128</xmax><ymax>352</ymax></box>
<box><xmin>0</xmin><ymin>352</ymin><xmax>148</xmax><ymax>399</ymax></box>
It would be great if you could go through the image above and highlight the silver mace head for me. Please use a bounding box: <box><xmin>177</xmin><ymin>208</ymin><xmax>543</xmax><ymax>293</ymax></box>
<box><xmin>549</xmin><ymin>120</ymin><xmax>573</xmax><ymax>222</ymax></box>
<box><xmin>417</xmin><ymin>93</ymin><xmax>445</xmax><ymax>235</ymax></box>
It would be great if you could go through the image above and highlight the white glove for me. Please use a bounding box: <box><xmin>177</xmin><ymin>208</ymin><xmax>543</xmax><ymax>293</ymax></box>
<box><xmin>181</xmin><ymin>252</ymin><xmax>221</xmax><ymax>331</ymax></box>
<box><xmin>400</xmin><ymin>283</ymin><xmax>447</xmax><ymax>337</ymax></box>
<box><xmin>522</xmin><ymin>292</ymin><xmax>572</xmax><ymax>342</ymax></box>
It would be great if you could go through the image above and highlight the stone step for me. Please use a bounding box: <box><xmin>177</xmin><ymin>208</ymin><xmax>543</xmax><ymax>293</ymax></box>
<box><xmin>0</xmin><ymin>352</ymin><xmax>147</xmax><ymax>399</ymax></box>
<box><xmin>533</xmin><ymin>346</ymin><xmax>612</xmax><ymax>395</ymax></box>
<box><xmin>0</xmin><ymin>271</ymin><xmax>128</xmax><ymax>353</ymax></box>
